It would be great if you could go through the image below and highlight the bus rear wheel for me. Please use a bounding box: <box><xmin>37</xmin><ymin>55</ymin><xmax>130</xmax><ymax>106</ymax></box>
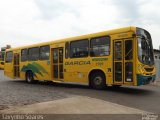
<box><xmin>90</xmin><ymin>72</ymin><xmax>106</xmax><ymax>89</ymax></box>
<box><xmin>26</xmin><ymin>71</ymin><xmax>37</xmax><ymax>84</ymax></box>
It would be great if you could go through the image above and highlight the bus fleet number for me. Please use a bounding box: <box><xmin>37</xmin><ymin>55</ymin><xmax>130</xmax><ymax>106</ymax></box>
<box><xmin>96</xmin><ymin>62</ymin><xmax>103</xmax><ymax>66</ymax></box>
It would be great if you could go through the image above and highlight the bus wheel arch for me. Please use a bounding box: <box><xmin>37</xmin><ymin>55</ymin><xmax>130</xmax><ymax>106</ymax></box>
<box><xmin>88</xmin><ymin>69</ymin><xmax>107</xmax><ymax>89</ymax></box>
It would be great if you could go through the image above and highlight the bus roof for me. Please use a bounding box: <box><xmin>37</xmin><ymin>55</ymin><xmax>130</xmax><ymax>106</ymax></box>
<box><xmin>6</xmin><ymin>26</ymin><xmax>136</xmax><ymax>52</ymax></box>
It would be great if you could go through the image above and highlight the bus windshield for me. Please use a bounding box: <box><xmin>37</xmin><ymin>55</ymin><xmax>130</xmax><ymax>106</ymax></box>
<box><xmin>137</xmin><ymin>28</ymin><xmax>154</xmax><ymax>65</ymax></box>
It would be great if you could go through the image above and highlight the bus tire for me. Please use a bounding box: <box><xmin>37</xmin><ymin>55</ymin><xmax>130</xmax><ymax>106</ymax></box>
<box><xmin>26</xmin><ymin>71</ymin><xmax>37</xmax><ymax>84</ymax></box>
<box><xmin>90</xmin><ymin>72</ymin><xmax>106</xmax><ymax>89</ymax></box>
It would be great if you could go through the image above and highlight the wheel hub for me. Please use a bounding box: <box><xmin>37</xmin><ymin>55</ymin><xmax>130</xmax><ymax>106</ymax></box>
<box><xmin>94</xmin><ymin>76</ymin><xmax>102</xmax><ymax>85</ymax></box>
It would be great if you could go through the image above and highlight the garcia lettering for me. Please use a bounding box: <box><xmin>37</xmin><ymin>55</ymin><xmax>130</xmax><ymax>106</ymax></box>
<box><xmin>65</xmin><ymin>61</ymin><xmax>90</xmax><ymax>65</ymax></box>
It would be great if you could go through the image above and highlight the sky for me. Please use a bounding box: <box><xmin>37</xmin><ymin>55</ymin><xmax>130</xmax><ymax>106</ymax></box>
<box><xmin>0</xmin><ymin>0</ymin><xmax>160</xmax><ymax>49</ymax></box>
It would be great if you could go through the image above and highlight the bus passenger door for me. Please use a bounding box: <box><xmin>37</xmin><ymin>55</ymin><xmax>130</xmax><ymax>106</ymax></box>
<box><xmin>113</xmin><ymin>39</ymin><xmax>134</xmax><ymax>84</ymax></box>
<box><xmin>51</xmin><ymin>46</ymin><xmax>64</xmax><ymax>81</ymax></box>
<box><xmin>4</xmin><ymin>52</ymin><xmax>14</xmax><ymax>79</ymax></box>
<box><xmin>124</xmin><ymin>39</ymin><xmax>133</xmax><ymax>84</ymax></box>
<box><xmin>113</xmin><ymin>40</ymin><xmax>123</xmax><ymax>84</ymax></box>
<box><xmin>13</xmin><ymin>53</ymin><xmax>20</xmax><ymax>78</ymax></box>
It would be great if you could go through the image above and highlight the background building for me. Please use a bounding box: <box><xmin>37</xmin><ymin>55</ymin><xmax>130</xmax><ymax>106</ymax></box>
<box><xmin>154</xmin><ymin>47</ymin><xmax>160</xmax><ymax>81</ymax></box>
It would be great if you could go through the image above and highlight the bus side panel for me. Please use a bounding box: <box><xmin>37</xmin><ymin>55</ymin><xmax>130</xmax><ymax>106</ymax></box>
<box><xmin>33</xmin><ymin>60</ymin><xmax>51</xmax><ymax>81</ymax></box>
<box><xmin>20</xmin><ymin>61</ymin><xmax>27</xmax><ymax>80</ymax></box>
<box><xmin>0</xmin><ymin>63</ymin><xmax>4</xmax><ymax>69</ymax></box>
<box><xmin>20</xmin><ymin>61</ymin><xmax>51</xmax><ymax>81</ymax></box>
<box><xmin>4</xmin><ymin>61</ymin><xmax>14</xmax><ymax>79</ymax></box>
<box><xmin>88</xmin><ymin>57</ymin><xmax>113</xmax><ymax>85</ymax></box>
<box><xmin>64</xmin><ymin>58</ymin><xmax>89</xmax><ymax>84</ymax></box>
<box><xmin>64</xmin><ymin>57</ymin><xmax>113</xmax><ymax>85</ymax></box>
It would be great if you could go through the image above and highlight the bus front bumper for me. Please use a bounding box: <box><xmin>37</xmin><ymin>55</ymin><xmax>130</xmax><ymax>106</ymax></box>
<box><xmin>137</xmin><ymin>74</ymin><xmax>156</xmax><ymax>86</ymax></box>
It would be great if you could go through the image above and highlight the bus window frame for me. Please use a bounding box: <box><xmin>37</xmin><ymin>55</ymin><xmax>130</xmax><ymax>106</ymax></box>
<box><xmin>5</xmin><ymin>51</ymin><xmax>13</xmax><ymax>63</ymax></box>
<box><xmin>21</xmin><ymin>48</ymin><xmax>28</xmax><ymax>62</ymax></box>
<box><xmin>39</xmin><ymin>45</ymin><xmax>50</xmax><ymax>61</ymax></box>
<box><xmin>28</xmin><ymin>47</ymin><xmax>40</xmax><ymax>61</ymax></box>
<box><xmin>65</xmin><ymin>42</ymin><xmax>70</xmax><ymax>59</ymax></box>
<box><xmin>90</xmin><ymin>36</ymin><xmax>110</xmax><ymax>57</ymax></box>
<box><xmin>70</xmin><ymin>39</ymin><xmax>89</xmax><ymax>59</ymax></box>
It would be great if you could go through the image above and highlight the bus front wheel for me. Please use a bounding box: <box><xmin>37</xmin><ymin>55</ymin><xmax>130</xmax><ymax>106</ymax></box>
<box><xmin>90</xmin><ymin>72</ymin><xmax>106</xmax><ymax>89</ymax></box>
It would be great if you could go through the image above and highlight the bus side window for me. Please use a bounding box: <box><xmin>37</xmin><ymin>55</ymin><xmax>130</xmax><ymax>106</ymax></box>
<box><xmin>70</xmin><ymin>39</ymin><xmax>89</xmax><ymax>58</ymax></box>
<box><xmin>6</xmin><ymin>51</ymin><xmax>13</xmax><ymax>63</ymax></box>
<box><xmin>90</xmin><ymin>36</ymin><xmax>110</xmax><ymax>57</ymax></box>
<box><xmin>65</xmin><ymin>42</ymin><xmax>69</xmax><ymax>59</ymax></box>
<box><xmin>40</xmin><ymin>45</ymin><xmax>50</xmax><ymax>60</ymax></box>
<box><xmin>28</xmin><ymin>47</ymin><xmax>39</xmax><ymax>61</ymax></box>
<box><xmin>21</xmin><ymin>49</ymin><xmax>28</xmax><ymax>62</ymax></box>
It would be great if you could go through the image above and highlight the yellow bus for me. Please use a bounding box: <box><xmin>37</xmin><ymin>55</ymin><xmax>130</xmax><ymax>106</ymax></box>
<box><xmin>4</xmin><ymin>26</ymin><xmax>156</xmax><ymax>89</ymax></box>
<box><xmin>0</xmin><ymin>46</ymin><xmax>11</xmax><ymax>69</ymax></box>
<box><xmin>0</xmin><ymin>51</ymin><xmax>5</xmax><ymax>69</ymax></box>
